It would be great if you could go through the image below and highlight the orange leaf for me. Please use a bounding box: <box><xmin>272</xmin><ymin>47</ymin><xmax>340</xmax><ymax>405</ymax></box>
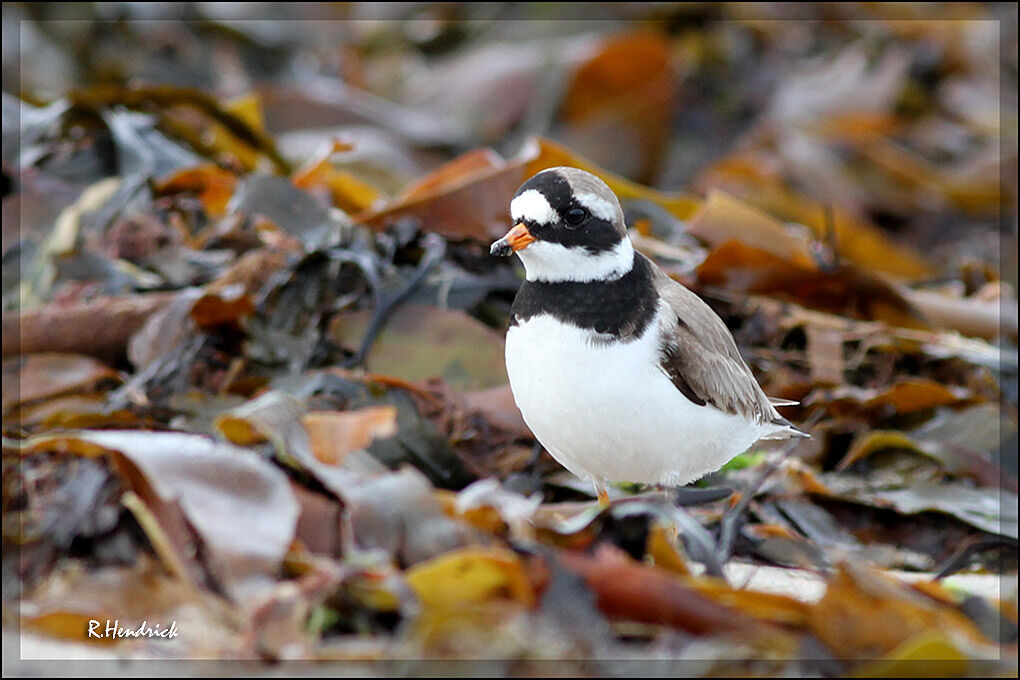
<box><xmin>397</xmin><ymin>148</ymin><xmax>507</xmax><ymax>203</ymax></box>
<box><xmin>301</xmin><ymin>406</ymin><xmax>397</xmax><ymax>466</ymax></box>
<box><xmin>697</xmin><ymin>240</ymin><xmax>927</xmax><ymax>328</ymax></box>
<box><xmin>561</xmin><ymin>31</ymin><xmax>676</xmax><ymax>180</ymax></box>
<box><xmin>865</xmin><ymin>379</ymin><xmax>971</xmax><ymax>414</ymax></box>
<box><xmin>155</xmin><ymin>164</ymin><xmax>237</xmax><ymax>218</ymax></box>
<box><xmin>807</xmin><ymin>563</ymin><xmax>990</xmax><ymax>659</ymax></box>
<box><xmin>292</xmin><ymin>139</ymin><xmax>381</xmax><ymax>214</ymax></box>
<box><xmin>686</xmin><ymin>190</ymin><xmax>815</xmax><ymax>265</ymax></box>
<box><xmin>697</xmin><ymin>154</ymin><xmax>934</xmax><ymax>281</ymax></box>
<box><xmin>683</xmin><ymin>575</ymin><xmax>810</xmax><ymax>628</ymax></box>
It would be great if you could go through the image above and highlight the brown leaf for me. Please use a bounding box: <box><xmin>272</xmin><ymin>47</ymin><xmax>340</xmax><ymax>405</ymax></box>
<box><xmin>329</xmin><ymin>304</ymin><xmax>507</xmax><ymax>391</ymax></box>
<box><xmin>214</xmin><ymin>391</ymin><xmax>479</xmax><ymax>565</ymax></box>
<box><xmin>355</xmin><ymin>137</ymin><xmax>701</xmax><ymax>241</ymax></box>
<box><xmin>682</xmin><ymin>576</ymin><xmax>810</xmax><ymax>628</ymax></box>
<box><xmin>550</xmin><ymin>544</ymin><xmax>755</xmax><ymax>635</ymax></box>
<box><xmin>189</xmin><ymin>285</ymin><xmax>255</xmax><ymax>331</ymax></box>
<box><xmin>354</xmin><ymin>146</ymin><xmax>525</xmax><ymax>240</ymax></box>
<box><xmin>16</xmin><ymin>394</ymin><xmax>143</xmax><ymax>431</ymax></box>
<box><xmin>847</xmin><ymin>482</ymin><xmax>1017</xmax><ymax>539</ymax></box>
<box><xmin>3</xmin><ymin>292</ymin><xmax>178</xmax><ymax>363</ymax></box>
<box><xmin>435</xmin><ymin>488</ymin><xmax>509</xmax><ymax>538</ymax></box>
<box><xmin>214</xmin><ymin>390</ymin><xmax>306</xmax><ymax>455</ymax></box>
<box><xmin>126</xmin><ymin>289</ymin><xmax>203</xmax><ymax>370</ymax></box>
<box><xmin>289</xmin><ymin>482</ymin><xmax>343</xmax><ymax>557</ymax></box>
<box><xmin>204</xmin><ymin>247</ymin><xmax>293</xmax><ymax>298</ymax></box>
<box><xmin>27</xmin><ymin>430</ymin><xmax>300</xmax><ymax>601</ymax></box>
<box><xmin>865</xmin><ymin>379</ymin><xmax>974</xmax><ymax>415</ymax></box>
<box><xmin>805</xmin><ymin>379</ymin><xmax>977</xmax><ymax>423</ymax></box>
<box><xmin>397</xmin><ymin>148</ymin><xmax>507</xmax><ymax>203</ymax></box>
<box><xmin>339</xmin><ymin>466</ymin><xmax>481</xmax><ymax>566</ymax></box>
<box><xmin>444</xmin><ymin>479</ymin><xmax>543</xmax><ymax>542</ymax></box>
<box><xmin>902</xmin><ymin>286</ymin><xmax>1018</xmax><ymax>342</ymax></box>
<box><xmin>524</xmin><ymin>137</ymin><xmax>700</xmax><ymax>220</ymax></box>
<box><xmin>462</xmin><ymin>384</ymin><xmax>531</xmax><ymax>440</ymax></box>
<box><xmin>2</xmin><ymin>353</ymin><xmax>120</xmax><ymax>413</ymax></box>
<box><xmin>246</xmin><ymin>559</ymin><xmax>341</xmax><ymax>660</ymax></box>
<box><xmin>805</xmin><ymin>325</ymin><xmax>845</xmax><ymax>385</ymax></box>
<box><xmin>859</xmin><ymin>137</ymin><xmax>1001</xmax><ymax>215</ymax></box>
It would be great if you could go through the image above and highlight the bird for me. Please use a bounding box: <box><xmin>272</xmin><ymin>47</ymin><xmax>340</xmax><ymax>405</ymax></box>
<box><xmin>490</xmin><ymin>167</ymin><xmax>807</xmax><ymax>508</ymax></box>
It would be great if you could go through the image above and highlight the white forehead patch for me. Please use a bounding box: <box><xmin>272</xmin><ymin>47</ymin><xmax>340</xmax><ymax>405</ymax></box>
<box><xmin>510</xmin><ymin>189</ymin><xmax>558</xmax><ymax>225</ymax></box>
<box><xmin>573</xmin><ymin>191</ymin><xmax>617</xmax><ymax>222</ymax></box>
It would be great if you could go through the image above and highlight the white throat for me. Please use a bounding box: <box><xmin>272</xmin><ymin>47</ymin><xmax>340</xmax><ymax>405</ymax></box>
<box><xmin>517</xmin><ymin>237</ymin><xmax>635</xmax><ymax>283</ymax></box>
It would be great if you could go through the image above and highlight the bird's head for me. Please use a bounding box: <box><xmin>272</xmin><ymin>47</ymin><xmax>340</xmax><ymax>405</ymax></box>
<box><xmin>490</xmin><ymin>167</ymin><xmax>633</xmax><ymax>283</ymax></box>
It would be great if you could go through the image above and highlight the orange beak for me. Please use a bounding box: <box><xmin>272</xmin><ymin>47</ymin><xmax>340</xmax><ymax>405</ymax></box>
<box><xmin>490</xmin><ymin>223</ymin><xmax>536</xmax><ymax>256</ymax></box>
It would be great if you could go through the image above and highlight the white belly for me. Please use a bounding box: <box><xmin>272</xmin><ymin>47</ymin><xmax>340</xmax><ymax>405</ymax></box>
<box><xmin>505</xmin><ymin>309</ymin><xmax>765</xmax><ymax>486</ymax></box>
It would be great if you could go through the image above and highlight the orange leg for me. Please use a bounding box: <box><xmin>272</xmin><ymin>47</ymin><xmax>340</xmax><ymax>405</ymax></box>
<box><xmin>594</xmin><ymin>481</ymin><xmax>610</xmax><ymax>509</ymax></box>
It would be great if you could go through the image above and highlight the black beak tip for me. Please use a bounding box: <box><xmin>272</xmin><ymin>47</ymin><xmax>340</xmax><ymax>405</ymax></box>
<box><xmin>490</xmin><ymin>240</ymin><xmax>511</xmax><ymax>257</ymax></box>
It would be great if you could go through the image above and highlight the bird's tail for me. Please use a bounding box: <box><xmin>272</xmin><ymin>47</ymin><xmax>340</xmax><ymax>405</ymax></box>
<box><xmin>769</xmin><ymin>397</ymin><xmax>800</xmax><ymax>407</ymax></box>
<box><xmin>760</xmin><ymin>415</ymin><xmax>810</xmax><ymax>440</ymax></box>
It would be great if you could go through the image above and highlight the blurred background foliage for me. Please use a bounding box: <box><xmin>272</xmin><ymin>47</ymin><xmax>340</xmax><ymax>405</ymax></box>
<box><xmin>3</xmin><ymin>2</ymin><xmax>1018</xmax><ymax>674</ymax></box>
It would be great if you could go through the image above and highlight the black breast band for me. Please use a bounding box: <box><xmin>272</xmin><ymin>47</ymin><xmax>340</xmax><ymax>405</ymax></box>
<box><xmin>509</xmin><ymin>255</ymin><xmax>658</xmax><ymax>339</ymax></box>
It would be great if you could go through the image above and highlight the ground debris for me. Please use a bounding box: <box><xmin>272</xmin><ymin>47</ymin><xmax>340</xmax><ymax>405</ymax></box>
<box><xmin>4</xmin><ymin>5</ymin><xmax>1016</xmax><ymax>674</ymax></box>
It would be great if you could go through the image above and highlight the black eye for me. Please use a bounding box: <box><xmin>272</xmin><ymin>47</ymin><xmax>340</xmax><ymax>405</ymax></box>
<box><xmin>564</xmin><ymin>207</ymin><xmax>588</xmax><ymax>227</ymax></box>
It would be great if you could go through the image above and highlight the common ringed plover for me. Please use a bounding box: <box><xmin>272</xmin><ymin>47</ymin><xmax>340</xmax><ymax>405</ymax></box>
<box><xmin>490</xmin><ymin>167</ymin><xmax>806</xmax><ymax>506</ymax></box>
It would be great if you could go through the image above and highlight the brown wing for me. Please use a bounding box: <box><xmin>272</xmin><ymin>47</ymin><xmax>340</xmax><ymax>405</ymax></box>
<box><xmin>650</xmin><ymin>261</ymin><xmax>780</xmax><ymax>425</ymax></box>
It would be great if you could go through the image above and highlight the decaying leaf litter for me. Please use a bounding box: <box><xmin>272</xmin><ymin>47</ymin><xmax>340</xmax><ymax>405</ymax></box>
<box><xmin>3</xmin><ymin>4</ymin><xmax>1017</xmax><ymax>675</ymax></box>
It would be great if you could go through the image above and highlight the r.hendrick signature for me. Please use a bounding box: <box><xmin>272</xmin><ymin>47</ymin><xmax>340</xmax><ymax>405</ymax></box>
<box><xmin>87</xmin><ymin>619</ymin><xmax>179</xmax><ymax>640</ymax></box>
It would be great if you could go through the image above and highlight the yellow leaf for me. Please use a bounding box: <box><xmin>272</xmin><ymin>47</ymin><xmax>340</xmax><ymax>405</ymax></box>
<box><xmin>213</xmin><ymin>413</ymin><xmax>268</xmax><ymax>447</ymax></box>
<box><xmin>435</xmin><ymin>489</ymin><xmax>509</xmax><ymax>536</ymax></box>
<box><xmin>851</xmin><ymin>629</ymin><xmax>970</xmax><ymax>678</ymax></box>
<box><xmin>207</xmin><ymin>93</ymin><xmax>267</xmax><ymax>171</ymax></box>
<box><xmin>405</xmin><ymin>548</ymin><xmax>535</xmax><ymax>610</ymax></box>
<box><xmin>645</xmin><ymin>523</ymin><xmax>690</xmax><ymax>576</ymax></box>
<box><xmin>225</xmin><ymin>93</ymin><xmax>265</xmax><ymax>133</ymax></box>
<box><xmin>838</xmin><ymin>430</ymin><xmax>926</xmax><ymax>470</ymax></box>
